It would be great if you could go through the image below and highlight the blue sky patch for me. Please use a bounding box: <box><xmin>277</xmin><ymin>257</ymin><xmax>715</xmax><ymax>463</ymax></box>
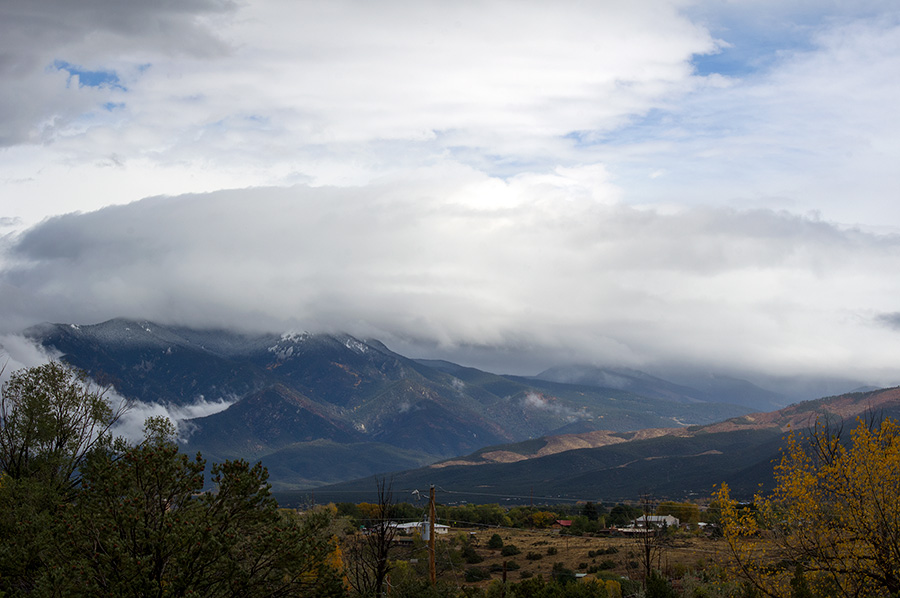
<box><xmin>691</xmin><ymin>35</ymin><xmax>815</xmax><ymax>78</ymax></box>
<box><xmin>53</xmin><ymin>60</ymin><xmax>126</xmax><ymax>90</ymax></box>
<box><xmin>692</xmin><ymin>50</ymin><xmax>759</xmax><ymax>78</ymax></box>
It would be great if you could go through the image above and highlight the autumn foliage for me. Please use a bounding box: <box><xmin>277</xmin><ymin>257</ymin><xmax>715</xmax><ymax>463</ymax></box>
<box><xmin>717</xmin><ymin>415</ymin><xmax>900</xmax><ymax>597</ymax></box>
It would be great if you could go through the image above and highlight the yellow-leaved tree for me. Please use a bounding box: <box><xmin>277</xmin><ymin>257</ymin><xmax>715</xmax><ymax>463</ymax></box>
<box><xmin>716</xmin><ymin>415</ymin><xmax>900</xmax><ymax>598</ymax></box>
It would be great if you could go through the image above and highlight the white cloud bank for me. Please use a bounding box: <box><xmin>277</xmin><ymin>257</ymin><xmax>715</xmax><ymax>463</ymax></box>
<box><xmin>3</xmin><ymin>178</ymin><xmax>900</xmax><ymax>384</ymax></box>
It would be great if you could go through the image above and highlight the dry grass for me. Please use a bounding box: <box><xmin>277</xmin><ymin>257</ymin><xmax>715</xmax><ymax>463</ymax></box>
<box><xmin>394</xmin><ymin>526</ymin><xmax>727</xmax><ymax>587</ymax></box>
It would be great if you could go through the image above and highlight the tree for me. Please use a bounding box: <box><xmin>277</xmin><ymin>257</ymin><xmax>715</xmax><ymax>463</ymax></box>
<box><xmin>529</xmin><ymin>510</ymin><xmax>557</xmax><ymax>528</ymax></box>
<box><xmin>717</xmin><ymin>415</ymin><xmax>900</xmax><ymax>597</ymax></box>
<box><xmin>634</xmin><ymin>495</ymin><xmax>670</xmax><ymax>588</ymax></box>
<box><xmin>0</xmin><ymin>363</ymin><xmax>345</xmax><ymax>598</ymax></box>
<box><xmin>607</xmin><ymin>503</ymin><xmax>641</xmax><ymax>528</ymax></box>
<box><xmin>0</xmin><ymin>361</ymin><xmax>124</xmax><ymax>493</ymax></box>
<box><xmin>40</xmin><ymin>417</ymin><xmax>346</xmax><ymax>597</ymax></box>
<box><xmin>345</xmin><ymin>478</ymin><xmax>396</xmax><ymax>597</ymax></box>
<box><xmin>656</xmin><ymin>501</ymin><xmax>699</xmax><ymax>526</ymax></box>
<box><xmin>645</xmin><ymin>569</ymin><xmax>678</xmax><ymax>598</ymax></box>
<box><xmin>0</xmin><ymin>362</ymin><xmax>125</xmax><ymax>593</ymax></box>
<box><xmin>566</xmin><ymin>514</ymin><xmax>600</xmax><ymax>535</ymax></box>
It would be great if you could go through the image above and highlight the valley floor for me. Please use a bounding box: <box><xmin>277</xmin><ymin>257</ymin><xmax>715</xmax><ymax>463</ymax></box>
<box><xmin>387</xmin><ymin>525</ymin><xmax>726</xmax><ymax>592</ymax></box>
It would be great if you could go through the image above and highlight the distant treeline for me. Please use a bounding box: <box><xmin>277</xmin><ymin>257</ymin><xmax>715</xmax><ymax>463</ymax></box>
<box><xmin>333</xmin><ymin>500</ymin><xmax>704</xmax><ymax>533</ymax></box>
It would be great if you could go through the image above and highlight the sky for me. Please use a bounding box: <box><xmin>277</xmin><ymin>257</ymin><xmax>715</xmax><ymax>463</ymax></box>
<box><xmin>2</xmin><ymin>0</ymin><xmax>900</xmax><ymax>386</ymax></box>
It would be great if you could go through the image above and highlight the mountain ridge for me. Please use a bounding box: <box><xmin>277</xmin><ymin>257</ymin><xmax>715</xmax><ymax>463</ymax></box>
<box><xmin>297</xmin><ymin>386</ymin><xmax>900</xmax><ymax>504</ymax></box>
<box><xmin>17</xmin><ymin>318</ymin><xmax>795</xmax><ymax>490</ymax></box>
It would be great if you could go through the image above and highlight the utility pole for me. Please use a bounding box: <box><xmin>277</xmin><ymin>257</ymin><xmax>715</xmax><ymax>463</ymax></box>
<box><xmin>429</xmin><ymin>485</ymin><xmax>436</xmax><ymax>586</ymax></box>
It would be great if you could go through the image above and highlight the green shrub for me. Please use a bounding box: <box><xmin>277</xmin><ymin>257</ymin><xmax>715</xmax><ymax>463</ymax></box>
<box><xmin>465</xmin><ymin>567</ymin><xmax>491</xmax><ymax>583</ymax></box>
<box><xmin>646</xmin><ymin>570</ymin><xmax>678</xmax><ymax>598</ymax></box>
<box><xmin>462</xmin><ymin>543</ymin><xmax>484</xmax><ymax>564</ymax></box>
<box><xmin>551</xmin><ymin>562</ymin><xmax>576</xmax><ymax>584</ymax></box>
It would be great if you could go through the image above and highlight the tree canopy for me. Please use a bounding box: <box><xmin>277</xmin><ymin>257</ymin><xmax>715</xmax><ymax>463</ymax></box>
<box><xmin>0</xmin><ymin>361</ymin><xmax>123</xmax><ymax>493</ymax></box>
<box><xmin>0</xmin><ymin>363</ymin><xmax>346</xmax><ymax>597</ymax></box>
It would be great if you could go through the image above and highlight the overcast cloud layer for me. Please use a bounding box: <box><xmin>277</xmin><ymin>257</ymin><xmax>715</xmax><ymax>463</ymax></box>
<box><xmin>2</xmin><ymin>0</ymin><xmax>900</xmax><ymax>385</ymax></box>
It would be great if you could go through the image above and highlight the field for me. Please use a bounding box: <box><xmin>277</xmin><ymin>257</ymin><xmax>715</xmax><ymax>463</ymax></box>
<box><xmin>391</xmin><ymin>525</ymin><xmax>726</xmax><ymax>589</ymax></box>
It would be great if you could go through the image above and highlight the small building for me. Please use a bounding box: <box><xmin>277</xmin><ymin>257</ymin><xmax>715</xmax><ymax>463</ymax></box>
<box><xmin>394</xmin><ymin>521</ymin><xmax>450</xmax><ymax>535</ymax></box>
<box><xmin>630</xmin><ymin>514</ymin><xmax>679</xmax><ymax>528</ymax></box>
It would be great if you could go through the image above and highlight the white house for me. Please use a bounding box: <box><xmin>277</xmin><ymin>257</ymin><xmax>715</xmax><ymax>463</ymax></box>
<box><xmin>394</xmin><ymin>521</ymin><xmax>450</xmax><ymax>535</ymax></box>
<box><xmin>630</xmin><ymin>514</ymin><xmax>679</xmax><ymax>528</ymax></box>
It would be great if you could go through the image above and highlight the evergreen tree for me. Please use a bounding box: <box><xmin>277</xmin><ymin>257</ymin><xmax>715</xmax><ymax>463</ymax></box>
<box><xmin>39</xmin><ymin>417</ymin><xmax>345</xmax><ymax>597</ymax></box>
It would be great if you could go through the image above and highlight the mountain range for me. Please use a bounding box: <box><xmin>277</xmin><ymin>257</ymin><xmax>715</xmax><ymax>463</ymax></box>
<box><xmin>298</xmin><ymin>386</ymin><xmax>900</xmax><ymax>506</ymax></box>
<box><xmin>17</xmin><ymin>318</ymin><xmax>783</xmax><ymax>490</ymax></box>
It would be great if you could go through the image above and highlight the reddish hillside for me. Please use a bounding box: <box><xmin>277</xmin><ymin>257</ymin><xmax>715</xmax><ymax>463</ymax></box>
<box><xmin>437</xmin><ymin>387</ymin><xmax>900</xmax><ymax>467</ymax></box>
<box><xmin>703</xmin><ymin>387</ymin><xmax>900</xmax><ymax>433</ymax></box>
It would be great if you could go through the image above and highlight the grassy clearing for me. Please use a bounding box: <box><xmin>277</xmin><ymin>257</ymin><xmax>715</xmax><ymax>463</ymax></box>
<box><xmin>390</xmin><ymin>526</ymin><xmax>727</xmax><ymax>589</ymax></box>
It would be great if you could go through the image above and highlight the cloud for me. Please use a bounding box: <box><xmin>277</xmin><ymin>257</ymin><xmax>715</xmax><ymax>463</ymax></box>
<box><xmin>0</xmin><ymin>0</ymin><xmax>234</xmax><ymax>146</ymax></box>
<box><xmin>522</xmin><ymin>392</ymin><xmax>581</xmax><ymax>421</ymax></box>
<box><xmin>0</xmin><ymin>0</ymin><xmax>714</xmax><ymax>152</ymax></box>
<box><xmin>0</xmin><ymin>334</ymin><xmax>59</xmax><ymax>380</ymax></box>
<box><xmin>397</xmin><ymin>401</ymin><xmax>426</xmax><ymax>415</ymax></box>
<box><xmin>595</xmin><ymin>12</ymin><xmax>900</xmax><ymax>225</ymax></box>
<box><xmin>111</xmin><ymin>396</ymin><xmax>235</xmax><ymax>443</ymax></box>
<box><xmin>875</xmin><ymin>313</ymin><xmax>900</xmax><ymax>330</ymax></box>
<box><xmin>3</xmin><ymin>2</ymin><xmax>899</xmax><ymax>234</ymax></box>
<box><xmin>0</xmin><ymin>0</ymin><xmax>717</xmax><ymax>229</ymax></box>
<box><xmin>3</xmin><ymin>178</ymin><xmax>900</xmax><ymax>383</ymax></box>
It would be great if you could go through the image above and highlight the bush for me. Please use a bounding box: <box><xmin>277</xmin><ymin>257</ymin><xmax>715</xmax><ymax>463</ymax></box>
<box><xmin>547</xmin><ymin>546</ymin><xmax>558</xmax><ymax>556</ymax></box>
<box><xmin>487</xmin><ymin>533</ymin><xmax>504</xmax><ymax>550</ymax></box>
<box><xmin>646</xmin><ymin>570</ymin><xmax>678</xmax><ymax>598</ymax></box>
<box><xmin>462</xmin><ymin>543</ymin><xmax>484</xmax><ymax>564</ymax></box>
<box><xmin>551</xmin><ymin>562</ymin><xmax>576</xmax><ymax>584</ymax></box>
<box><xmin>598</xmin><ymin>559</ymin><xmax>616</xmax><ymax>570</ymax></box>
<box><xmin>465</xmin><ymin>567</ymin><xmax>491</xmax><ymax>582</ymax></box>
<box><xmin>500</xmin><ymin>544</ymin><xmax>521</xmax><ymax>556</ymax></box>
<box><xmin>525</xmin><ymin>551</ymin><xmax>543</xmax><ymax>561</ymax></box>
<box><xmin>488</xmin><ymin>561</ymin><xmax>521</xmax><ymax>574</ymax></box>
